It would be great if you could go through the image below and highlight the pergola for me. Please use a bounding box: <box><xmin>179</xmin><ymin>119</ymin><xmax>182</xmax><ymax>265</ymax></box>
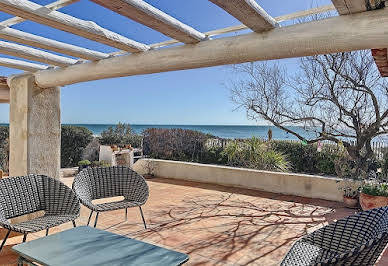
<box><xmin>0</xmin><ymin>0</ymin><xmax>386</xmax><ymax>179</ymax></box>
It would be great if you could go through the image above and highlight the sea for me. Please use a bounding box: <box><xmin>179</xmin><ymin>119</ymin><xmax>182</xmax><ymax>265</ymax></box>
<box><xmin>1</xmin><ymin>123</ymin><xmax>387</xmax><ymax>141</ymax></box>
<box><xmin>74</xmin><ymin>124</ymin><xmax>312</xmax><ymax>140</ymax></box>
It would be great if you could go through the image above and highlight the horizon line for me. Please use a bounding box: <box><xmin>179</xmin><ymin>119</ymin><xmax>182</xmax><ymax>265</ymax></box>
<box><xmin>0</xmin><ymin>122</ymin><xmax>276</xmax><ymax>127</ymax></box>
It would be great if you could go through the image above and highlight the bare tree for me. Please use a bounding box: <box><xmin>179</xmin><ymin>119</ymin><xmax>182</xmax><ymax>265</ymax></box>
<box><xmin>230</xmin><ymin>50</ymin><xmax>388</xmax><ymax>172</ymax></box>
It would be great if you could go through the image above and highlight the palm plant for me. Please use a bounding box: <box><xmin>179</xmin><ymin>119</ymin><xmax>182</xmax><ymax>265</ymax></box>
<box><xmin>222</xmin><ymin>137</ymin><xmax>289</xmax><ymax>171</ymax></box>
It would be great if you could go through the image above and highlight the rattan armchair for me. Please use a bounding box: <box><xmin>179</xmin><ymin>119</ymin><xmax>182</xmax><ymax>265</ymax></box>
<box><xmin>281</xmin><ymin>207</ymin><xmax>388</xmax><ymax>265</ymax></box>
<box><xmin>72</xmin><ymin>166</ymin><xmax>149</xmax><ymax>228</ymax></box>
<box><xmin>0</xmin><ymin>175</ymin><xmax>80</xmax><ymax>251</ymax></box>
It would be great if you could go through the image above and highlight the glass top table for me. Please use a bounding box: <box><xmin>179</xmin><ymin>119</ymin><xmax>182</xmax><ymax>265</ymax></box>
<box><xmin>12</xmin><ymin>226</ymin><xmax>189</xmax><ymax>266</ymax></box>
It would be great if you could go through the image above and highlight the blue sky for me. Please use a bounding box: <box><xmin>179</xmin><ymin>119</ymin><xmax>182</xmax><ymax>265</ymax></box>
<box><xmin>0</xmin><ymin>0</ymin><xmax>332</xmax><ymax>125</ymax></box>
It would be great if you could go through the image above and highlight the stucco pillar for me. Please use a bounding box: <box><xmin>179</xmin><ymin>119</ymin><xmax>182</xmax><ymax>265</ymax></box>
<box><xmin>8</xmin><ymin>73</ymin><xmax>61</xmax><ymax>179</ymax></box>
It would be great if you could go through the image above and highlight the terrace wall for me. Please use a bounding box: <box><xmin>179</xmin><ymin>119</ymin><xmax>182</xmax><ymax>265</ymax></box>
<box><xmin>133</xmin><ymin>159</ymin><xmax>343</xmax><ymax>202</ymax></box>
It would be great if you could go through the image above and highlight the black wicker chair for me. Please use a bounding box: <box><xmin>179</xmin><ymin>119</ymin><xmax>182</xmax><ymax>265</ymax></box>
<box><xmin>281</xmin><ymin>207</ymin><xmax>388</xmax><ymax>266</ymax></box>
<box><xmin>0</xmin><ymin>175</ymin><xmax>80</xmax><ymax>251</ymax></box>
<box><xmin>72</xmin><ymin>166</ymin><xmax>149</xmax><ymax>229</ymax></box>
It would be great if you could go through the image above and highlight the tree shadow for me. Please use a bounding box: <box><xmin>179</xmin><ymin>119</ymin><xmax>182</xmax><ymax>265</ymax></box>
<box><xmin>115</xmin><ymin>179</ymin><xmax>354</xmax><ymax>265</ymax></box>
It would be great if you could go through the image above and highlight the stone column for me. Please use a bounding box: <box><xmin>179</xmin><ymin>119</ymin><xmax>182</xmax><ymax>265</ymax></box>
<box><xmin>8</xmin><ymin>73</ymin><xmax>61</xmax><ymax>179</ymax></box>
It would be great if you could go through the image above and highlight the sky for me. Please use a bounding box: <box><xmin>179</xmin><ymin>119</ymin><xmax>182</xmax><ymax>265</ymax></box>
<box><xmin>0</xmin><ymin>0</ymin><xmax>332</xmax><ymax>125</ymax></box>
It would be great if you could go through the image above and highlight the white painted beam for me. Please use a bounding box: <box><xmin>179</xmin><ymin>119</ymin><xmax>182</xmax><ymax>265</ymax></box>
<box><xmin>209</xmin><ymin>0</ymin><xmax>278</xmax><ymax>32</ymax></box>
<box><xmin>0</xmin><ymin>26</ymin><xmax>109</xmax><ymax>60</ymax></box>
<box><xmin>331</xmin><ymin>0</ymin><xmax>384</xmax><ymax>14</ymax></box>
<box><xmin>110</xmin><ymin>4</ymin><xmax>337</xmax><ymax>54</ymax></box>
<box><xmin>205</xmin><ymin>5</ymin><xmax>336</xmax><ymax>38</ymax></box>
<box><xmin>0</xmin><ymin>0</ymin><xmax>150</xmax><ymax>53</ymax></box>
<box><xmin>34</xmin><ymin>8</ymin><xmax>388</xmax><ymax>88</ymax></box>
<box><xmin>0</xmin><ymin>0</ymin><xmax>79</xmax><ymax>27</ymax></box>
<box><xmin>0</xmin><ymin>57</ymin><xmax>48</xmax><ymax>72</ymax></box>
<box><xmin>0</xmin><ymin>41</ymin><xmax>77</xmax><ymax>67</ymax></box>
<box><xmin>91</xmin><ymin>0</ymin><xmax>206</xmax><ymax>44</ymax></box>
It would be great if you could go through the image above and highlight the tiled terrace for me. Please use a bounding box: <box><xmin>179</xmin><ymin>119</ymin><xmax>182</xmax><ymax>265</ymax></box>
<box><xmin>0</xmin><ymin>176</ymin><xmax>387</xmax><ymax>266</ymax></box>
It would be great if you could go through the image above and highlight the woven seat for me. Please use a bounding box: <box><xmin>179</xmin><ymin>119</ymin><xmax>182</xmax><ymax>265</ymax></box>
<box><xmin>281</xmin><ymin>207</ymin><xmax>388</xmax><ymax>266</ymax></box>
<box><xmin>0</xmin><ymin>175</ymin><xmax>80</xmax><ymax>251</ymax></box>
<box><xmin>11</xmin><ymin>215</ymin><xmax>78</xmax><ymax>233</ymax></box>
<box><xmin>91</xmin><ymin>200</ymin><xmax>140</xmax><ymax>212</ymax></box>
<box><xmin>72</xmin><ymin>166</ymin><xmax>149</xmax><ymax>228</ymax></box>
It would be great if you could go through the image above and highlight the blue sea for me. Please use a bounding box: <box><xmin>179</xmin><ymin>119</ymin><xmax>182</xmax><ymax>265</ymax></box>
<box><xmin>1</xmin><ymin>123</ymin><xmax>387</xmax><ymax>141</ymax></box>
<box><xmin>65</xmin><ymin>124</ymin><xmax>314</xmax><ymax>140</ymax></box>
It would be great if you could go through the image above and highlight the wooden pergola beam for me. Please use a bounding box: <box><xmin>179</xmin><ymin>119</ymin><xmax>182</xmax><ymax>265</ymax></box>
<box><xmin>209</xmin><ymin>0</ymin><xmax>278</xmax><ymax>32</ymax></box>
<box><xmin>0</xmin><ymin>0</ymin><xmax>79</xmax><ymax>27</ymax></box>
<box><xmin>91</xmin><ymin>0</ymin><xmax>206</xmax><ymax>44</ymax></box>
<box><xmin>331</xmin><ymin>0</ymin><xmax>384</xmax><ymax>15</ymax></box>
<box><xmin>0</xmin><ymin>76</ymin><xmax>9</xmax><ymax>103</ymax></box>
<box><xmin>0</xmin><ymin>27</ymin><xmax>109</xmax><ymax>60</ymax></box>
<box><xmin>331</xmin><ymin>0</ymin><xmax>387</xmax><ymax>77</ymax></box>
<box><xmin>0</xmin><ymin>41</ymin><xmax>77</xmax><ymax>67</ymax></box>
<box><xmin>0</xmin><ymin>57</ymin><xmax>48</xmax><ymax>72</ymax></box>
<box><xmin>109</xmin><ymin>4</ymin><xmax>336</xmax><ymax>55</ymax></box>
<box><xmin>372</xmin><ymin>48</ymin><xmax>388</xmax><ymax>77</ymax></box>
<box><xmin>0</xmin><ymin>0</ymin><xmax>150</xmax><ymax>53</ymax></box>
<box><xmin>34</xmin><ymin>8</ymin><xmax>388</xmax><ymax>88</ymax></box>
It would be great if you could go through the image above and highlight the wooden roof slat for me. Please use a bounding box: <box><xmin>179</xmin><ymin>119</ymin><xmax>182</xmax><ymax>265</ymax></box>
<box><xmin>110</xmin><ymin>5</ymin><xmax>337</xmax><ymax>55</ymax></box>
<box><xmin>0</xmin><ymin>40</ymin><xmax>77</xmax><ymax>67</ymax></box>
<box><xmin>0</xmin><ymin>0</ymin><xmax>150</xmax><ymax>53</ymax></box>
<box><xmin>91</xmin><ymin>0</ymin><xmax>206</xmax><ymax>44</ymax></box>
<box><xmin>372</xmin><ymin>48</ymin><xmax>388</xmax><ymax>77</ymax></box>
<box><xmin>331</xmin><ymin>0</ymin><xmax>387</xmax><ymax>78</ymax></box>
<box><xmin>0</xmin><ymin>0</ymin><xmax>79</xmax><ymax>27</ymax></box>
<box><xmin>0</xmin><ymin>57</ymin><xmax>47</xmax><ymax>72</ymax></box>
<box><xmin>0</xmin><ymin>26</ymin><xmax>109</xmax><ymax>60</ymax></box>
<box><xmin>34</xmin><ymin>7</ymin><xmax>388</xmax><ymax>88</ymax></box>
<box><xmin>209</xmin><ymin>0</ymin><xmax>278</xmax><ymax>32</ymax></box>
<box><xmin>0</xmin><ymin>57</ymin><xmax>48</xmax><ymax>72</ymax></box>
<box><xmin>331</xmin><ymin>0</ymin><xmax>384</xmax><ymax>15</ymax></box>
<box><xmin>0</xmin><ymin>76</ymin><xmax>9</xmax><ymax>103</ymax></box>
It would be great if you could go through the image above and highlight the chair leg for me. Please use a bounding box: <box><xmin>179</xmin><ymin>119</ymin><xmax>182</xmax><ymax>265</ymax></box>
<box><xmin>45</xmin><ymin>229</ymin><xmax>49</xmax><ymax>236</ymax></box>
<box><xmin>94</xmin><ymin>212</ymin><xmax>99</xmax><ymax>228</ymax></box>
<box><xmin>125</xmin><ymin>208</ymin><xmax>128</xmax><ymax>221</ymax></box>
<box><xmin>87</xmin><ymin>210</ymin><xmax>93</xmax><ymax>226</ymax></box>
<box><xmin>0</xmin><ymin>229</ymin><xmax>11</xmax><ymax>252</ymax></box>
<box><xmin>139</xmin><ymin>206</ymin><xmax>147</xmax><ymax>229</ymax></box>
<box><xmin>17</xmin><ymin>256</ymin><xmax>24</xmax><ymax>266</ymax></box>
<box><xmin>72</xmin><ymin>220</ymin><xmax>76</xmax><ymax>228</ymax></box>
<box><xmin>22</xmin><ymin>234</ymin><xmax>27</xmax><ymax>243</ymax></box>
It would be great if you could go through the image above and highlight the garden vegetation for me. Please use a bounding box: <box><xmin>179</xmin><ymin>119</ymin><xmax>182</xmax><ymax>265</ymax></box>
<box><xmin>0</xmin><ymin>125</ymin><xmax>386</xmax><ymax>178</ymax></box>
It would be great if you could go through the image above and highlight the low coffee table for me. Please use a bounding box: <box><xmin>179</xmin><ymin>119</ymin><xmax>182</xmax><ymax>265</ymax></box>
<box><xmin>12</xmin><ymin>226</ymin><xmax>189</xmax><ymax>266</ymax></box>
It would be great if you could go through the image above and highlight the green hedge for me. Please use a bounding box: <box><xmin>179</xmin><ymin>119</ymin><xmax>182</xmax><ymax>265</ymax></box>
<box><xmin>272</xmin><ymin>141</ymin><xmax>338</xmax><ymax>175</ymax></box>
<box><xmin>143</xmin><ymin>128</ymin><xmax>340</xmax><ymax>175</ymax></box>
<box><xmin>0</xmin><ymin>125</ymin><xmax>94</xmax><ymax>169</ymax></box>
<box><xmin>100</xmin><ymin>123</ymin><xmax>142</xmax><ymax>148</ymax></box>
<box><xmin>383</xmin><ymin>151</ymin><xmax>388</xmax><ymax>176</ymax></box>
<box><xmin>143</xmin><ymin>128</ymin><xmax>211</xmax><ymax>162</ymax></box>
<box><xmin>61</xmin><ymin>125</ymin><xmax>93</xmax><ymax>168</ymax></box>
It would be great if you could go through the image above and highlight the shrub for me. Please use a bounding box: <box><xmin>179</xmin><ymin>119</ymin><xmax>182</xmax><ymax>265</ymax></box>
<box><xmin>383</xmin><ymin>151</ymin><xmax>388</xmax><ymax>176</ymax></box>
<box><xmin>91</xmin><ymin>160</ymin><xmax>110</xmax><ymax>167</ymax></box>
<box><xmin>0</xmin><ymin>126</ymin><xmax>9</xmax><ymax>172</ymax></box>
<box><xmin>78</xmin><ymin>160</ymin><xmax>91</xmax><ymax>166</ymax></box>
<box><xmin>222</xmin><ymin>137</ymin><xmax>289</xmax><ymax>171</ymax></box>
<box><xmin>272</xmin><ymin>141</ymin><xmax>338</xmax><ymax>175</ymax></box>
<box><xmin>61</xmin><ymin>126</ymin><xmax>93</xmax><ymax>168</ymax></box>
<box><xmin>361</xmin><ymin>183</ymin><xmax>388</xmax><ymax>197</ymax></box>
<box><xmin>201</xmin><ymin>146</ymin><xmax>228</xmax><ymax>165</ymax></box>
<box><xmin>82</xmin><ymin>137</ymin><xmax>100</xmax><ymax>162</ymax></box>
<box><xmin>143</xmin><ymin>128</ymin><xmax>209</xmax><ymax>162</ymax></box>
<box><xmin>100</xmin><ymin>123</ymin><xmax>142</xmax><ymax>148</ymax></box>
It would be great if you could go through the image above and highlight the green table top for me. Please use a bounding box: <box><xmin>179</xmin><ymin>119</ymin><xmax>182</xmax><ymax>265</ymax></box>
<box><xmin>12</xmin><ymin>226</ymin><xmax>189</xmax><ymax>266</ymax></box>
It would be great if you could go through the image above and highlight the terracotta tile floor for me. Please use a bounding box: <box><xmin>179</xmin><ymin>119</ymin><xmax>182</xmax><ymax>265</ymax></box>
<box><xmin>0</xmin><ymin>177</ymin><xmax>387</xmax><ymax>265</ymax></box>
